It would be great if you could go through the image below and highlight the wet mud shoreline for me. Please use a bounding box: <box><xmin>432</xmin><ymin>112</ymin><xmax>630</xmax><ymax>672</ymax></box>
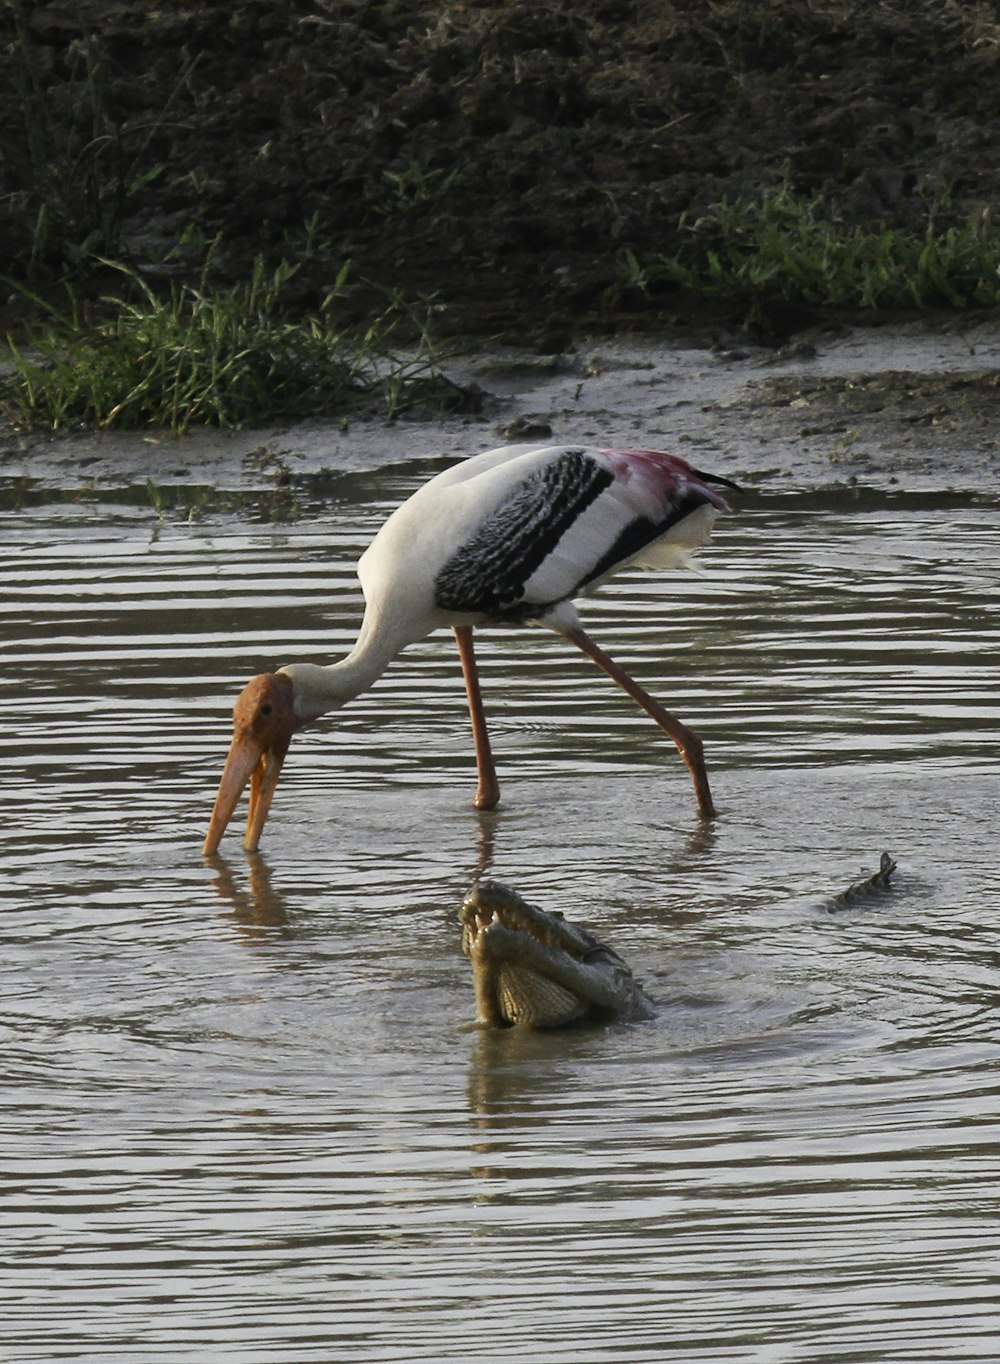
<box><xmin>3</xmin><ymin>318</ymin><xmax>997</xmax><ymax>508</ymax></box>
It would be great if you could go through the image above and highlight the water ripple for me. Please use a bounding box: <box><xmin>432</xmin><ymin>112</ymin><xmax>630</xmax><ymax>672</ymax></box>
<box><xmin>2</xmin><ymin>480</ymin><xmax>999</xmax><ymax>1361</ymax></box>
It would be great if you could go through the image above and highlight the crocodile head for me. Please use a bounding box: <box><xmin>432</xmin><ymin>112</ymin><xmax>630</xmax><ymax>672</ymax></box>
<box><xmin>460</xmin><ymin>880</ymin><xmax>654</xmax><ymax>1028</ymax></box>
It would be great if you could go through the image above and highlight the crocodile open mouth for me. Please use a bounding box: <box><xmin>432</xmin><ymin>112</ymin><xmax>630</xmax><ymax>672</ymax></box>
<box><xmin>459</xmin><ymin>880</ymin><xmax>648</xmax><ymax>1028</ymax></box>
<box><xmin>461</xmin><ymin>892</ymin><xmax>587</xmax><ymax>959</ymax></box>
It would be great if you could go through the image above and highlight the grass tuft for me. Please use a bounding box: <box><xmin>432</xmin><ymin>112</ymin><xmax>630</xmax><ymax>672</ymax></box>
<box><xmin>0</xmin><ymin>251</ymin><xmax>475</xmax><ymax>433</ymax></box>
<box><xmin>630</xmin><ymin>188</ymin><xmax>1000</xmax><ymax>312</ymax></box>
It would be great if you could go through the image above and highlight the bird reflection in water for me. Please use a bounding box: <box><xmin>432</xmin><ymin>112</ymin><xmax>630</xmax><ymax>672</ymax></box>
<box><xmin>204</xmin><ymin>851</ymin><xmax>290</xmax><ymax>927</ymax></box>
<box><xmin>206</xmin><ymin>805</ymin><xmax>500</xmax><ymax>928</ymax></box>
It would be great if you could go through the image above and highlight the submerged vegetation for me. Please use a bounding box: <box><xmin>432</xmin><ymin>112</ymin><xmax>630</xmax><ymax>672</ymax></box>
<box><xmin>0</xmin><ymin>252</ymin><xmax>478</xmax><ymax>433</ymax></box>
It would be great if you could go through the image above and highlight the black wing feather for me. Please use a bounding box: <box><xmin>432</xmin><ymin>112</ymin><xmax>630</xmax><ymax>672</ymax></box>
<box><xmin>435</xmin><ymin>450</ymin><xmax>613</xmax><ymax>617</ymax></box>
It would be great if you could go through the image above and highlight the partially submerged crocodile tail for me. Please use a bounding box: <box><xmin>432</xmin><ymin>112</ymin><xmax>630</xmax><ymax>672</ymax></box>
<box><xmin>831</xmin><ymin>852</ymin><xmax>897</xmax><ymax>907</ymax></box>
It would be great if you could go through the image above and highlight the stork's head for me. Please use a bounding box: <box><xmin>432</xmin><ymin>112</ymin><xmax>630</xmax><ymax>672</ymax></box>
<box><xmin>203</xmin><ymin>672</ymin><xmax>298</xmax><ymax>855</ymax></box>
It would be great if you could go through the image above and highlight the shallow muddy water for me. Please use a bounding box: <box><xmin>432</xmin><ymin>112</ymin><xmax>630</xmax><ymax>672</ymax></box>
<box><xmin>3</xmin><ymin>434</ymin><xmax>1000</xmax><ymax>1361</ymax></box>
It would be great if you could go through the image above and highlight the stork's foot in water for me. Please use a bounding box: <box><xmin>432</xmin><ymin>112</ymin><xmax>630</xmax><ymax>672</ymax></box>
<box><xmin>460</xmin><ymin>881</ymin><xmax>655</xmax><ymax>1028</ymax></box>
<box><xmin>563</xmin><ymin>626</ymin><xmax>717</xmax><ymax>820</ymax></box>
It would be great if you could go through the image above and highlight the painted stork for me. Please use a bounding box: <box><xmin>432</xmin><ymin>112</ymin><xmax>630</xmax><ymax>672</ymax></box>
<box><xmin>203</xmin><ymin>443</ymin><xmax>738</xmax><ymax>855</ymax></box>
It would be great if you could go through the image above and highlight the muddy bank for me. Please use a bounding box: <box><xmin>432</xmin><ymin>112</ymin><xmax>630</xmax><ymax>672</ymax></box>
<box><xmin>5</xmin><ymin>2</ymin><xmax>1000</xmax><ymax>340</ymax></box>
<box><xmin>3</xmin><ymin>319</ymin><xmax>998</xmax><ymax>508</ymax></box>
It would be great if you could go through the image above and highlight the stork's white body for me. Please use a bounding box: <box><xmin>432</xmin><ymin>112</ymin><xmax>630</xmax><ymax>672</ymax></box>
<box><xmin>356</xmin><ymin>442</ymin><xmax>727</xmax><ymax>644</ymax></box>
<box><xmin>203</xmin><ymin>443</ymin><xmax>737</xmax><ymax>854</ymax></box>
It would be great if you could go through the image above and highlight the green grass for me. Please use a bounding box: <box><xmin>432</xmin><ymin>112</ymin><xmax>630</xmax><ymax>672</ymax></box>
<box><xmin>628</xmin><ymin>188</ymin><xmax>1000</xmax><ymax>311</ymax></box>
<box><xmin>0</xmin><ymin>253</ymin><xmax>473</xmax><ymax>433</ymax></box>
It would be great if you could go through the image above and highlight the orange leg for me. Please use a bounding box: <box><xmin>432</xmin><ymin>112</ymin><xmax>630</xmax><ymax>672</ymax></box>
<box><xmin>454</xmin><ymin>626</ymin><xmax>501</xmax><ymax>811</ymax></box>
<box><xmin>562</xmin><ymin>625</ymin><xmax>717</xmax><ymax>821</ymax></box>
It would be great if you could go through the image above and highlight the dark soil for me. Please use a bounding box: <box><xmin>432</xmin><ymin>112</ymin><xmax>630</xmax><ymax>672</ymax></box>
<box><xmin>5</xmin><ymin>1</ymin><xmax>1000</xmax><ymax>342</ymax></box>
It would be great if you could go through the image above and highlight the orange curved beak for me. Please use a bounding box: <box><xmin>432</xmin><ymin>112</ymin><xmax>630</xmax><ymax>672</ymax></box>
<box><xmin>203</xmin><ymin>673</ymin><xmax>296</xmax><ymax>856</ymax></box>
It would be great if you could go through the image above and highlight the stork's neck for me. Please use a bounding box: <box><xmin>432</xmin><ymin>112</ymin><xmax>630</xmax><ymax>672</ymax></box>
<box><xmin>278</xmin><ymin>605</ymin><xmax>414</xmax><ymax>724</ymax></box>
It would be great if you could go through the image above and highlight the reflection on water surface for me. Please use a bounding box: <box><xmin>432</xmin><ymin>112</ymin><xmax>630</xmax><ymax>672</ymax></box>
<box><xmin>2</xmin><ymin>465</ymin><xmax>999</xmax><ymax>1362</ymax></box>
